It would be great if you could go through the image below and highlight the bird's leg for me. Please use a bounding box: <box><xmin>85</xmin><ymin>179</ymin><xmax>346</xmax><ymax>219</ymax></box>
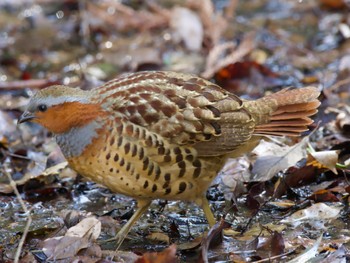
<box><xmin>103</xmin><ymin>199</ymin><xmax>152</xmax><ymax>249</ymax></box>
<box><xmin>197</xmin><ymin>197</ymin><xmax>216</xmax><ymax>226</ymax></box>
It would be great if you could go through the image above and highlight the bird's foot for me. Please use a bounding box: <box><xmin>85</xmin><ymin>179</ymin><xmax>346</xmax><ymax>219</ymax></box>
<box><xmin>98</xmin><ymin>231</ymin><xmax>127</xmax><ymax>250</ymax></box>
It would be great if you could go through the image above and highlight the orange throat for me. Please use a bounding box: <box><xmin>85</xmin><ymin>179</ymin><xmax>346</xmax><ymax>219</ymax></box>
<box><xmin>35</xmin><ymin>102</ymin><xmax>107</xmax><ymax>134</ymax></box>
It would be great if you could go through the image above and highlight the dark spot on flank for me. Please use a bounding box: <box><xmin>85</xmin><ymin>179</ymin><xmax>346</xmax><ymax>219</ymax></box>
<box><xmin>178</xmin><ymin>166</ymin><xmax>186</xmax><ymax>178</ymax></box>
<box><xmin>193</xmin><ymin>167</ymin><xmax>201</xmax><ymax>178</ymax></box>
<box><xmin>193</xmin><ymin>159</ymin><xmax>201</xmax><ymax>167</ymax></box>
<box><xmin>106</xmin><ymin>153</ymin><xmax>111</xmax><ymax>160</ymax></box>
<box><xmin>176</xmin><ymin>154</ymin><xmax>183</xmax><ymax>162</ymax></box>
<box><xmin>158</xmin><ymin>146</ymin><xmax>165</xmax><ymax>155</ymax></box>
<box><xmin>120</xmin><ymin>158</ymin><xmax>125</xmax><ymax>166</ymax></box>
<box><xmin>178</xmin><ymin>182</ymin><xmax>186</xmax><ymax>193</ymax></box>
<box><xmin>139</xmin><ymin>147</ymin><xmax>145</xmax><ymax>159</ymax></box>
<box><xmin>143</xmin><ymin>157</ymin><xmax>149</xmax><ymax>170</ymax></box>
<box><xmin>152</xmin><ymin>184</ymin><xmax>157</xmax><ymax>192</ymax></box>
<box><xmin>185</xmin><ymin>148</ymin><xmax>191</xmax><ymax>154</ymax></box>
<box><xmin>163</xmin><ymin>182</ymin><xmax>169</xmax><ymax>189</ymax></box>
<box><xmin>120</xmin><ymin>177</ymin><xmax>123</xmax><ymax>181</ymax></box>
<box><xmin>164</xmin><ymin>188</ymin><xmax>171</xmax><ymax>195</ymax></box>
<box><xmin>110</xmin><ymin>137</ymin><xmax>115</xmax><ymax>146</ymax></box>
<box><xmin>148</xmin><ymin>163</ymin><xmax>154</xmax><ymax>176</ymax></box>
<box><xmin>109</xmin><ymin>168</ymin><xmax>113</xmax><ymax>172</ymax></box>
<box><xmin>126</xmin><ymin>162</ymin><xmax>131</xmax><ymax>171</ymax></box>
<box><xmin>173</xmin><ymin>147</ymin><xmax>181</xmax><ymax>155</ymax></box>
<box><xmin>164</xmin><ymin>155</ymin><xmax>171</xmax><ymax>162</ymax></box>
<box><xmin>143</xmin><ymin>181</ymin><xmax>149</xmax><ymax>189</ymax></box>
<box><xmin>136</xmin><ymin>174</ymin><xmax>140</xmax><ymax>180</ymax></box>
<box><xmin>117</xmin><ymin>137</ymin><xmax>123</xmax><ymax>147</ymax></box>
<box><xmin>185</xmin><ymin>155</ymin><xmax>194</xmax><ymax>162</ymax></box>
<box><xmin>140</xmin><ymin>129</ymin><xmax>146</xmax><ymax>139</ymax></box>
<box><xmin>114</xmin><ymin>153</ymin><xmax>119</xmax><ymax>162</ymax></box>
<box><xmin>178</xmin><ymin>161</ymin><xmax>186</xmax><ymax>169</ymax></box>
<box><xmin>103</xmin><ymin>146</ymin><xmax>107</xmax><ymax>152</ymax></box>
<box><xmin>155</xmin><ymin>166</ymin><xmax>161</xmax><ymax>180</ymax></box>
<box><xmin>164</xmin><ymin>173</ymin><xmax>171</xmax><ymax>181</ymax></box>
<box><xmin>131</xmin><ymin>145</ymin><xmax>137</xmax><ymax>157</ymax></box>
<box><xmin>124</xmin><ymin>142</ymin><xmax>131</xmax><ymax>154</ymax></box>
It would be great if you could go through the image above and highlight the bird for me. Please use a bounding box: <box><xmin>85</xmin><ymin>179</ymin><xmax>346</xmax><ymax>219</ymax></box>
<box><xmin>18</xmin><ymin>71</ymin><xmax>320</xmax><ymax>246</ymax></box>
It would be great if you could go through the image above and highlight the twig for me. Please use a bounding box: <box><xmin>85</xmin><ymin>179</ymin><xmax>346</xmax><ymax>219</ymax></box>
<box><xmin>0</xmin><ymin>78</ymin><xmax>60</xmax><ymax>90</ymax></box>
<box><xmin>224</xmin><ymin>0</ymin><xmax>239</xmax><ymax>20</ymax></box>
<box><xmin>328</xmin><ymin>76</ymin><xmax>350</xmax><ymax>92</ymax></box>
<box><xmin>201</xmin><ymin>32</ymin><xmax>256</xmax><ymax>79</ymax></box>
<box><xmin>3</xmin><ymin>163</ymin><xmax>32</xmax><ymax>263</ymax></box>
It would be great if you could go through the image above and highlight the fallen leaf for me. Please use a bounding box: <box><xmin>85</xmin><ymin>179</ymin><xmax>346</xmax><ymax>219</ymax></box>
<box><xmin>287</xmin><ymin>234</ymin><xmax>323</xmax><ymax>263</ymax></box>
<box><xmin>308</xmin><ymin>150</ymin><xmax>339</xmax><ymax>174</ymax></box>
<box><xmin>200</xmin><ymin>219</ymin><xmax>231</xmax><ymax>262</ymax></box>
<box><xmin>251</xmin><ymin>138</ymin><xmax>308</xmax><ymax>181</ymax></box>
<box><xmin>135</xmin><ymin>244</ymin><xmax>177</xmax><ymax>263</ymax></box>
<box><xmin>42</xmin><ymin>217</ymin><xmax>101</xmax><ymax>260</ymax></box>
<box><xmin>281</xmin><ymin>203</ymin><xmax>341</xmax><ymax>227</ymax></box>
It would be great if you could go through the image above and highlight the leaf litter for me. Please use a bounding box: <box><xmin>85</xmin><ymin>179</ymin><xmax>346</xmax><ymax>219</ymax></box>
<box><xmin>0</xmin><ymin>0</ymin><xmax>350</xmax><ymax>262</ymax></box>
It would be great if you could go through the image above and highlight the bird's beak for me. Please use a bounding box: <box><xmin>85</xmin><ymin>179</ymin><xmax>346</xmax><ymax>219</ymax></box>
<box><xmin>18</xmin><ymin>111</ymin><xmax>36</xmax><ymax>124</ymax></box>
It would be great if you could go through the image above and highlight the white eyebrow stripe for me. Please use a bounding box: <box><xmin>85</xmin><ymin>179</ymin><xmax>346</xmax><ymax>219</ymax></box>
<box><xmin>36</xmin><ymin>96</ymin><xmax>91</xmax><ymax>106</ymax></box>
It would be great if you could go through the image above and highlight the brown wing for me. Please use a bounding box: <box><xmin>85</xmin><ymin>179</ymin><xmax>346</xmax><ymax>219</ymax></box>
<box><xmin>94</xmin><ymin>71</ymin><xmax>256</xmax><ymax>157</ymax></box>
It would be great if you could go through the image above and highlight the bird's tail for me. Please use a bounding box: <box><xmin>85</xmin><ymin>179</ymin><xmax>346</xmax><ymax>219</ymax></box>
<box><xmin>244</xmin><ymin>87</ymin><xmax>321</xmax><ymax>137</ymax></box>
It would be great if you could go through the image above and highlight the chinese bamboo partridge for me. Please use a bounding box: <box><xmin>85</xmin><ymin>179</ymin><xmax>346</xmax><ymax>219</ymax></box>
<box><xmin>19</xmin><ymin>71</ymin><xmax>320</xmax><ymax>246</ymax></box>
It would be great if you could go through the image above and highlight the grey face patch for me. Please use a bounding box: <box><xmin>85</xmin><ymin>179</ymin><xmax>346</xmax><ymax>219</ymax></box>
<box><xmin>55</xmin><ymin>119</ymin><xmax>103</xmax><ymax>158</ymax></box>
<box><xmin>26</xmin><ymin>86</ymin><xmax>92</xmax><ymax>113</ymax></box>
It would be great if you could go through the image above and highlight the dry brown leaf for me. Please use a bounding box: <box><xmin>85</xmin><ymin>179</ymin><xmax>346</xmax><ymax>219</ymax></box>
<box><xmin>135</xmin><ymin>244</ymin><xmax>177</xmax><ymax>263</ymax></box>
<box><xmin>42</xmin><ymin>217</ymin><xmax>101</xmax><ymax>260</ymax></box>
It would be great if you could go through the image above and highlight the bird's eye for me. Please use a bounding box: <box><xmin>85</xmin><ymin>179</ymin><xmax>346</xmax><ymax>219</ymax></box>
<box><xmin>37</xmin><ymin>104</ymin><xmax>47</xmax><ymax>112</ymax></box>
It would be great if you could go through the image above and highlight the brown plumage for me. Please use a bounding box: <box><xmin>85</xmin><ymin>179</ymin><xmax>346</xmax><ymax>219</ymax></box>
<box><xmin>18</xmin><ymin>71</ymin><xmax>320</xmax><ymax>246</ymax></box>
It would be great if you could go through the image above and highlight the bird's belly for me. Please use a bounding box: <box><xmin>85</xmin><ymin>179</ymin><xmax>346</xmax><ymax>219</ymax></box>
<box><xmin>67</xmin><ymin>149</ymin><xmax>222</xmax><ymax>202</ymax></box>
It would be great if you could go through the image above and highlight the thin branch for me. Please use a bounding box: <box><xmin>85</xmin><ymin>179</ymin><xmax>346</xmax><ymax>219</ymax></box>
<box><xmin>3</xmin><ymin>163</ymin><xmax>32</xmax><ymax>263</ymax></box>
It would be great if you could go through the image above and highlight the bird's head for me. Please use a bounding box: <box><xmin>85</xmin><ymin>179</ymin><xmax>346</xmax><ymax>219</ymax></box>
<box><xmin>18</xmin><ymin>85</ymin><xmax>106</xmax><ymax>134</ymax></box>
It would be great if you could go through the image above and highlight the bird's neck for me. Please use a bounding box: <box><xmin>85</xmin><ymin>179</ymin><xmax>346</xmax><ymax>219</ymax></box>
<box><xmin>55</xmin><ymin>119</ymin><xmax>104</xmax><ymax>158</ymax></box>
